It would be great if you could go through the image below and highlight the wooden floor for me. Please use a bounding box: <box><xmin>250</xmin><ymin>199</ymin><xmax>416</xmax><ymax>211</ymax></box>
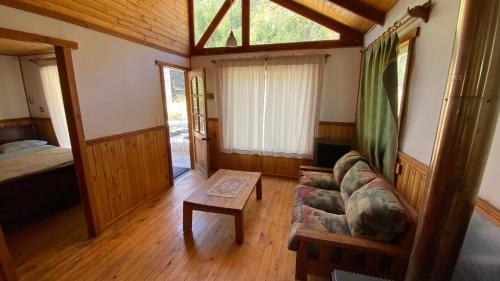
<box><xmin>4</xmin><ymin>171</ymin><xmax>325</xmax><ymax>281</ymax></box>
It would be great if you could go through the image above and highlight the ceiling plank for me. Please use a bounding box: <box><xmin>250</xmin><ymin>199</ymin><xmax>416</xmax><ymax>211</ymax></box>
<box><xmin>192</xmin><ymin>39</ymin><xmax>362</xmax><ymax>56</ymax></box>
<box><xmin>327</xmin><ymin>0</ymin><xmax>385</xmax><ymax>25</ymax></box>
<box><xmin>269</xmin><ymin>0</ymin><xmax>363</xmax><ymax>42</ymax></box>
<box><xmin>196</xmin><ymin>0</ymin><xmax>234</xmax><ymax>48</ymax></box>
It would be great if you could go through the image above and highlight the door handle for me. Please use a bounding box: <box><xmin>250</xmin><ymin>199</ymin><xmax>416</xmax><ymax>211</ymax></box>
<box><xmin>201</xmin><ymin>137</ymin><xmax>210</xmax><ymax>141</ymax></box>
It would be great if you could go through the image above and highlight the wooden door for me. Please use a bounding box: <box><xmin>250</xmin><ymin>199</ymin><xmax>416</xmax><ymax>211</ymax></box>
<box><xmin>188</xmin><ymin>69</ymin><xmax>210</xmax><ymax>178</ymax></box>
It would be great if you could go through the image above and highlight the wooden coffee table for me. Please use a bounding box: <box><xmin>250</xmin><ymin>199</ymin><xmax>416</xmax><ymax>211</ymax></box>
<box><xmin>183</xmin><ymin>169</ymin><xmax>262</xmax><ymax>244</ymax></box>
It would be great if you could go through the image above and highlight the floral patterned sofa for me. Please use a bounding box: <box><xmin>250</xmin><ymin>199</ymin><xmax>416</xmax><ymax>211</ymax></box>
<box><xmin>289</xmin><ymin>151</ymin><xmax>418</xmax><ymax>281</ymax></box>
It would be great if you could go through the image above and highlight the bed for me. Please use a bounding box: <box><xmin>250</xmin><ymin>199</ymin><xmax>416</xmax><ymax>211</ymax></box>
<box><xmin>0</xmin><ymin>125</ymin><xmax>80</xmax><ymax>225</ymax></box>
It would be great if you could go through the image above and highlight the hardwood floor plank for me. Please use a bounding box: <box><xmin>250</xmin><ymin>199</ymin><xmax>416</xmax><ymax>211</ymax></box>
<box><xmin>4</xmin><ymin>172</ymin><xmax>302</xmax><ymax>281</ymax></box>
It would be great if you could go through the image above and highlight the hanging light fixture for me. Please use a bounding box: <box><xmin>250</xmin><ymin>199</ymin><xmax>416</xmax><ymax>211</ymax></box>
<box><xmin>225</xmin><ymin>0</ymin><xmax>238</xmax><ymax>47</ymax></box>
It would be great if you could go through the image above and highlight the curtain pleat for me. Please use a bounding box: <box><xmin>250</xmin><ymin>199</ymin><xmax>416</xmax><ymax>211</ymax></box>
<box><xmin>355</xmin><ymin>33</ymin><xmax>399</xmax><ymax>182</ymax></box>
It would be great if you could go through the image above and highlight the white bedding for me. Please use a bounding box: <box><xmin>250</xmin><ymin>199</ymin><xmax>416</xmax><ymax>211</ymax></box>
<box><xmin>0</xmin><ymin>146</ymin><xmax>74</xmax><ymax>183</ymax></box>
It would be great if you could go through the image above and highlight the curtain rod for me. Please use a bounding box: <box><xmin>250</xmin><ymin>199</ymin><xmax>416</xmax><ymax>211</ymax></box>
<box><xmin>211</xmin><ymin>54</ymin><xmax>331</xmax><ymax>64</ymax></box>
<box><xmin>361</xmin><ymin>1</ymin><xmax>432</xmax><ymax>52</ymax></box>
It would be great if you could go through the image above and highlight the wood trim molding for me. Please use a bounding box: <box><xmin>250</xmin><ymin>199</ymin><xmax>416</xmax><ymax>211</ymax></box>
<box><xmin>155</xmin><ymin>60</ymin><xmax>191</xmax><ymax>71</ymax></box>
<box><xmin>0</xmin><ymin>117</ymin><xmax>32</xmax><ymax>128</ymax></box>
<box><xmin>327</xmin><ymin>0</ymin><xmax>385</xmax><ymax>25</ymax></box>
<box><xmin>192</xmin><ymin>39</ymin><xmax>361</xmax><ymax>56</ymax></box>
<box><xmin>85</xmin><ymin>126</ymin><xmax>166</xmax><ymax>145</ymax></box>
<box><xmin>318</xmin><ymin>121</ymin><xmax>355</xmax><ymax>126</ymax></box>
<box><xmin>0</xmin><ymin>27</ymin><xmax>77</xmax><ymax>49</ymax></box>
<box><xmin>269</xmin><ymin>0</ymin><xmax>363</xmax><ymax>41</ymax></box>
<box><xmin>476</xmin><ymin>198</ymin><xmax>500</xmax><ymax>227</ymax></box>
<box><xmin>242</xmin><ymin>0</ymin><xmax>250</xmax><ymax>47</ymax></box>
<box><xmin>397</xmin><ymin>151</ymin><xmax>429</xmax><ymax>174</ymax></box>
<box><xmin>0</xmin><ymin>2</ymin><xmax>188</xmax><ymax>57</ymax></box>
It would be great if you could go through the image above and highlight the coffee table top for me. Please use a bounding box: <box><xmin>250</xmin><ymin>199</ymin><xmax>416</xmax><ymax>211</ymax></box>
<box><xmin>184</xmin><ymin>169</ymin><xmax>261</xmax><ymax>211</ymax></box>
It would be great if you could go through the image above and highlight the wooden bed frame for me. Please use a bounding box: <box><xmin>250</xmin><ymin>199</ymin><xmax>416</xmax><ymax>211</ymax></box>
<box><xmin>0</xmin><ymin>125</ymin><xmax>80</xmax><ymax>225</ymax></box>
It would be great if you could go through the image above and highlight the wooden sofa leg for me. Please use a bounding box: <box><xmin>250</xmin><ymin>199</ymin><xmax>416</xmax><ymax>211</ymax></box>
<box><xmin>295</xmin><ymin>242</ymin><xmax>308</xmax><ymax>281</ymax></box>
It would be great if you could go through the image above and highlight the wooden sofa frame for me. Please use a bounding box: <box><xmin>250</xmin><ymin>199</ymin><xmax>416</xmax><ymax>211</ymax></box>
<box><xmin>295</xmin><ymin>166</ymin><xmax>419</xmax><ymax>281</ymax></box>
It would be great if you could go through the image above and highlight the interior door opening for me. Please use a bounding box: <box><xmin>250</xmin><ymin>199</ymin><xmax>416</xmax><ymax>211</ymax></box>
<box><xmin>163</xmin><ymin>66</ymin><xmax>192</xmax><ymax>179</ymax></box>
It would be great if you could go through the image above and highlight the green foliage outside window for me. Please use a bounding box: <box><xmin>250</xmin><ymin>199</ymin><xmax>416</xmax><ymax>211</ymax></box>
<box><xmin>193</xmin><ymin>0</ymin><xmax>339</xmax><ymax>48</ymax></box>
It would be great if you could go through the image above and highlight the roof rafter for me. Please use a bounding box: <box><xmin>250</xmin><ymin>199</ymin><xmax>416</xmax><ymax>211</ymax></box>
<box><xmin>269</xmin><ymin>0</ymin><xmax>363</xmax><ymax>42</ymax></box>
<box><xmin>327</xmin><ymin>0</ymin><xmax>385</xmax><ymax>25</ymax></box>
<box><xmin>196</xmin><ymin>0</ymin><xmax>234</xmax><ymax>49</ymax></box>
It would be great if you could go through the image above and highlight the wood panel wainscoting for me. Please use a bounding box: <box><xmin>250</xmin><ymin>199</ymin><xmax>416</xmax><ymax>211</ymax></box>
<box><xmin>0</xmin><ymin>0</ymin><xmax>190</xmax><ymax>56</ymax></box>
<box><xmin>85</xmin><ymin>126</ymin><xmax>172</xmax><ymax>229</ymax></box>
<box><xmin>31</xmin><ymin>117</ymin><xmax>58</xmax><ymax>145</ymax></box>
<box><xmin>317</xmin><ymin>121</ymin><xmax>355</xmax><ymax>140</ymax></box>
<box><xmin>0</xmin><ymin>117</ymin><xmax>31</xmax><ymax>129</ymax></box>
<box><xmin>207</xmin><ymin>119</ymin><xmax>355</xmax><ymax>178</ymax></box>
<box><xmin>395</xmin><ymin>151</ymin><xmax>429</xmax><ymax>213</ymax></box>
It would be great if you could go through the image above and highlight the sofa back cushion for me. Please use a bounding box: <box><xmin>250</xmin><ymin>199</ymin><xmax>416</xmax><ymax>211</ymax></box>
<box><xmin>345</xmin><ymin>178</ymin><xmax>409</xmax><ymax>243</ymax></box>
<box><xmin>333</xmin><ymin>151</ymin><xmax>368</xmax><ymax>186</ymax></box>
<box><xmin>340</xmin><ymin>161</ymin><xmax>378</xmax><ymax>202</ymax></box>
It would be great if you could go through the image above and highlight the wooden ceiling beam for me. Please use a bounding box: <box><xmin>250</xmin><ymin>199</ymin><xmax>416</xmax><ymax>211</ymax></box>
<box><xmin>196</xmin><ymin>0</ymin><xmax>234</xmax><ymax>49</ymax></box>
<box><xmin>269</xmin><ymin>0</ymin><xmax>363</xmax><ymax>42</ymax></box>
<box><xmin>192</xmin><ymin>39</ymin><xmax>362</xmax><ymax>56</ymax></box>
<box><xmin>327</xmin><ymin>0</ymin><xmax>385</xmax><ymax>25</ymax></box>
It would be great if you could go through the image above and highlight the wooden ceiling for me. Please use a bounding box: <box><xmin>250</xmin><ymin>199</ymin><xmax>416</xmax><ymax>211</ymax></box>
<box><xmin>0</xmin><ymin>38</ymin><xmax>54</xmax><ymax>56</ymax></box>
<box><xmin>296</xmin><ymin>0</ymin><xmax>399</xmax><ymax>33</ymax></box>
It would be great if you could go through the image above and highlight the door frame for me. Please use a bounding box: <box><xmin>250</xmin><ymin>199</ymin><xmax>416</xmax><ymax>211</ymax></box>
<box><xmin>0</xmin><ymin>27</ymin><xmax>100</xmax><ymax>280</ymax></box>
<box><xmin>156</xmin><ymin>60</ymin><xmax>194</xmax><ymax>185</ymax></box>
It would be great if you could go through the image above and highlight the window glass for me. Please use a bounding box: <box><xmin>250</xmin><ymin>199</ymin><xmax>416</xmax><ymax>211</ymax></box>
<box><xmin>397</xmin><ymin>41</ymin><xmax>410</xmax><ymax>118</ymax></box>
<box><xmin>194</xmin><ymin>0</ymin><xmax>226</xmax><ymax>45</ymax></box>
<box><xmin>206</xmin><ymin>0</ymin><xmax>242</xmax><ymax>48</ymax></box>
<box><xmin>250</xmin><ymin>0</ymin><xmax>339</xmax><ymax>45</ymax></box>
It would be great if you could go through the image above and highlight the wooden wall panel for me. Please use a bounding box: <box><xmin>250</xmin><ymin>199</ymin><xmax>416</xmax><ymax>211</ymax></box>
<box><xmin>395</xmin><ymin>152</ymin><xmax>429</xmax><ymax>213</ymax></box>
<box><xmin>0</xmin><ymin>0</ymin><xmax>190</xmax><ymax>56</ymax></box>
<box><xmin>0</xmin><ymin>117</ymin><xmax>31</xmax><ymax>128</ymax></box>
<box><xmin>317</xmin><ymin>121</ymin><xmax>354</xmax><ymax>140</ymax></box>
<box><xmin>85</xmin><ymin>126</ymin><xmax>171</xmax><ymax>228</ymax></box>
<box><xmin>31</xmin><ymin>117</ymin><xmax>58</xmax><ymax>145</ymax></box>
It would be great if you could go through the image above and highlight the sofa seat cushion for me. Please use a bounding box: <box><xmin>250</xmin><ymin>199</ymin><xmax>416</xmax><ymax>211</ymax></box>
<box><xmin>288</xmin><ymin>205</ymin><xmax>351</xmax><ymax>251</ymax></box>
<box><xmin>299</xmin><ymin>171</ymin><xmax>338</xmax><ymax>191</ymax></box>
<box><xmin>345</xmin><ymin>178</ymin><xmax>409</xmax><ymax>243</ymax></box>
<box><xmin>333</xmin><ymin>151</ymin><xmax>368</xmax><ymax>186</ymax></box>
<box><xmin>294</xmin><ymin>185</ymin><xmax>345</xmax><ymax>214</ymax></box>
<box><xmin>340</xmin><ymin>161</ymin><xmax>379</xmax><ymax>202</ymax></box>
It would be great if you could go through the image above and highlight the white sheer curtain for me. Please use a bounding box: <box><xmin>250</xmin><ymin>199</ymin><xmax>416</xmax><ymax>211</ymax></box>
<box><xmin>39</xmin><ymin>65</ymin><xmax>71</xmax><ymax>148</ymax></box>
<box><xmin>263</xmin><ymin>56</ymin><xmax>323</xmax><ymax>157</ymax></box>
<box><xmin>216</xmin><ymin>59</ymin><xmax>266</xmax><ymax>154</ymax></box>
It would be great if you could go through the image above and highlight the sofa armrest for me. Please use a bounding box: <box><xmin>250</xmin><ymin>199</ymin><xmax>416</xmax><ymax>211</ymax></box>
<box><xmin>296</xmin><ymin>227</ymin><xmax>408</xmax><ymax>258</ymax></box>
<box><xmin>299</xmin><ymin>165</ymin><xmax>333</xmax><ymax>174</ymax></box>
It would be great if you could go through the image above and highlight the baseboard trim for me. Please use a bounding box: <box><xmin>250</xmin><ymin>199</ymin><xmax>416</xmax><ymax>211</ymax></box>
<box><xmin>476</xmin><ymin>198</ymin><xmax>500</xmax><ymax>227</ymax></box>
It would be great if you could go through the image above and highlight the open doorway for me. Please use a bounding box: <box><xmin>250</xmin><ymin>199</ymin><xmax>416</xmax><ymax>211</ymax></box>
<box><xmin>161</xmin><ymin>65</ymin><xmax>193</xmax><ymax>179</ymax></box>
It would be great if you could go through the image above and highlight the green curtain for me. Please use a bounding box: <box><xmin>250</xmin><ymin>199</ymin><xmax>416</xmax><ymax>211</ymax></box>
<box><xmin>355</xmin><ymin>33</ymin><xmax>399</xmax><ymax>182</ymax></box>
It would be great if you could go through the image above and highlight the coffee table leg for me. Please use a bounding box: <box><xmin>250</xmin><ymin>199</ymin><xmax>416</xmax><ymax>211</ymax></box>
<box><xmin>256</xmin><ymin>177</ymin><xmax>262</xmax><ymax>200</ymax></box>
<box><xmin>235</xmin><ymin>211</ymin><xmax>244</xmax><ymax>244</ymax></box>
<box><xmin>183</xmin><ymin>203</ymin><xmax>192</xmax><ymax>233</ymax></box>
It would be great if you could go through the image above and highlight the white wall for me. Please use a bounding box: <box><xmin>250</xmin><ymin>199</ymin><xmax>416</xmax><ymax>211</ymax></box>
<box><xmin>19</xmin><ymin>55</ymin><xmax>51</xmax><ymax>118</ymax></box>
<box><xmin>479</xmin><ymin>119</ymin><xmax>500</xmax><ymax>208</ymax></box>
<box><xmin>0</xmin><ymin>55</ymin><xmax>30</xmax><ymax>120</ymax></box>
<box><xmin>191</xmin><ymin>48</ymin><xmax>361</xmax><ymax>121</ymax></box>
<box><xmin>365</xmin><ymin>0</ymin><xmax>460</xmax><ymax>165</ymax></box>
<box><xmin>0</xmin><ymin>5</ymin><xmax>190</xmax><ymax>140</ymax></box>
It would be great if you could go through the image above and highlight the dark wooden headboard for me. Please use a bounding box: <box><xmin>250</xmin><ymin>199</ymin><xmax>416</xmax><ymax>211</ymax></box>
<box><xmin>0</xmin><ymin>125</ymin><xmax>39</xmax><ymax>145</ymax></box>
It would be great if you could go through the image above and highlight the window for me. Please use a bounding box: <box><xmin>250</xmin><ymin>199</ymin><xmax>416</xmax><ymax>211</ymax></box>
<box><xmin>216</xmin><ymin>56</ymin><xmax>324</xmax><ymax>158</ymax></box>
<box><xmin>250</xmin><ymin>0</ymin><xmax>339</xmax><ymax>45</ymax></box>
<box><xmin>193</xmin><ymin>0</ymin><xmax>339</xmax><ymax>48</ymax></box>
<box><xmin>396</xmin><ymin>39</ymin><xmax>413</xmax><ymax>130</ymax></box>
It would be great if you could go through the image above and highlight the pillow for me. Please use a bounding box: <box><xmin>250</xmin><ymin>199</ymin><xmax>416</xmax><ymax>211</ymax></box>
<box><xmin>333</xmin><ymin>151</ymin><xmax>368</xmax><ymax>186</ymax></box>
<box><xmin>294</xmin><ymin>185</ymin><xmax>345</xmax><ymax>214</ymax></box>
<box><xmin>288</xmin><ymin>205</ymin><xmax>351</xmax><ymax>251</ymax></box>
<box><xmin>345</xmin><ymin>178</ymin><xmax>409</xmax><ymax>243</ymax></box>
<box><xmin>340</xmin><ymin>161</ymin><xmax>378</xmax><ymax>202</ymax></box>
<box><xmin>299</xmin><ymin>171</ymin><xmax>338</xmax><ymax>191</ymax></box>
<box><xmin>0</xmin><ymin>140</ymin><xmax>47</xmax><ymax>154</ymax></box>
